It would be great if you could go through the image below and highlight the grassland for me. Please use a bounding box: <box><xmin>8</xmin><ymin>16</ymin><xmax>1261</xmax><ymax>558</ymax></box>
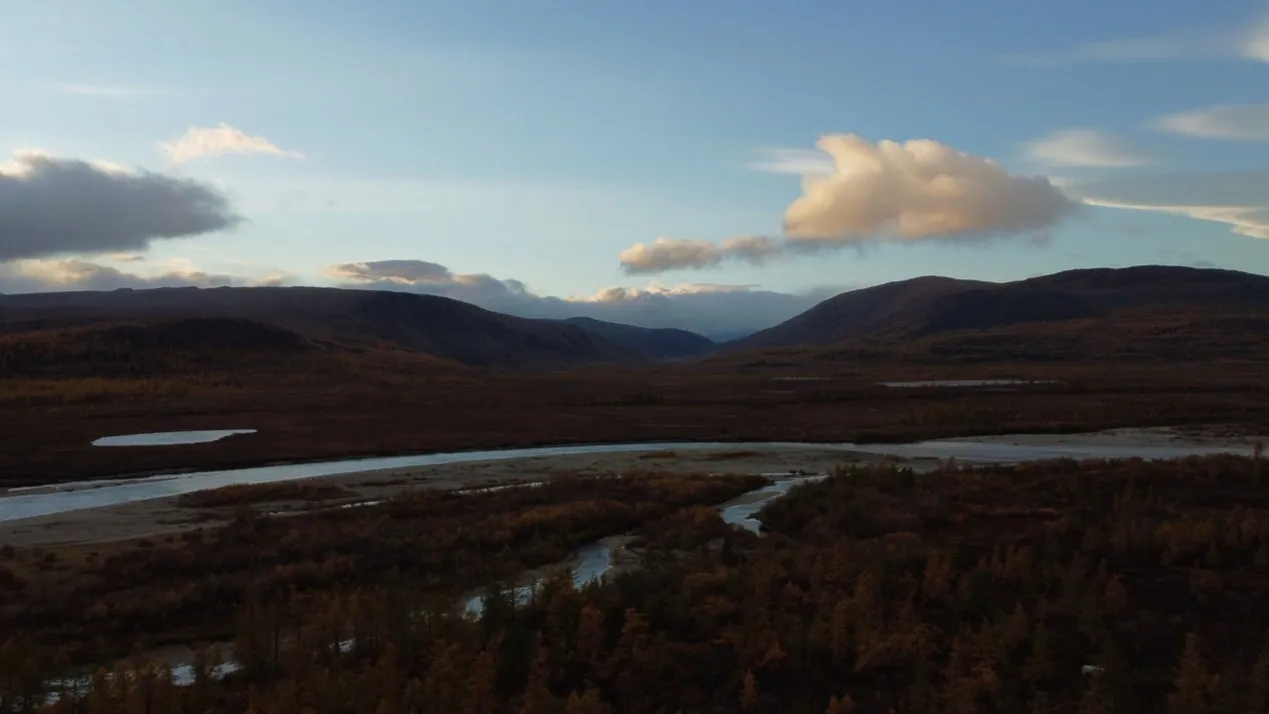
<box><xmin>5</xmin><ymin>350</ymin><xmax>1269</xmax><ymax>489</ymax></box>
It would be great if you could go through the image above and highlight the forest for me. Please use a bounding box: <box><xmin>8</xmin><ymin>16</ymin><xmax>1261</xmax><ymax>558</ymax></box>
<box><xmin>6</xmin><ymin>453</ymin><xmax>1269</xmax><ymax>712</ymax></box>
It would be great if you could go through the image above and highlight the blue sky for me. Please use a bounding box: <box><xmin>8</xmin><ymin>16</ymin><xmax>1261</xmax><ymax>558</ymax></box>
<box><xmin>1</xmin><ymin>0</ymin><xmax>1267</xmax><ymax>334</ymax></box>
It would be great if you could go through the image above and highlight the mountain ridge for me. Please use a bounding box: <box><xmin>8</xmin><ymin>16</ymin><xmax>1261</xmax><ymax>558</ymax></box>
<box><xmin>725</xmin><ymin>265</ymin><xmax>1269</xmax><ymax>353</ymax></box>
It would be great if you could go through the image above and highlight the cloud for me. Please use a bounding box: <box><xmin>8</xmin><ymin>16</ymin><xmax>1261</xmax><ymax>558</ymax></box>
<box><xmin>0</xmin><ymin>150</ymin><xmax>241</xmax><ymax>262</ymax></box>
<box><xmin>160</xmin><ymin>124</ymin><xmax>304</xmax><ymax>164</ymax></box>
<box><xmin>329</xmin><ymin>259</ymin><xmax>453</xmax><ymax>284</ymax></box>
<box><xmin>1244</xmin><ymin>10</ymin><xmax>1269</xmax><ymax>61</ymax></box>
<box><xmin>746</xmin><ymin>148</ymin><xmax>835</xmax><ymax>176</ymax></box>
<box><xmin>328</xmin><ymin>259</ymin><xmax>829</xmax><ymax>337</ymax></box>
<box><xmin>785</xmin><ymin>135</ymin><xmax>1075</xmax><ymax>245</ymax></box>
<box><xmin>622</xmin><ymin>134</ymin><xmax>1076</xmax><ymax>274</ymax></box>
<box><xmin>0</xmin><ymin>258</ymin><xmax>268</xmax><ymax>293</ymax></box>
<box><xmin>1152</xmin><ymin>104</ymin><xmax>1269</xmax><ymax>141</ymax></box>
<box><xmin>1067</xmin><ymin>171</ymin><xmax>1269</xmax><ymax>240</ymax></box>
<box><xmin>619</xmin><ymin>236</ymin><xmax>782</xmax><ymax>274</ymax></box>
<box><xmin>1003</xmin><ymin>7</ymin><xmax>1269</xmax><ymax>66</ymax></box>
<box><xmin>1023</xmin><ymin>129</ymin><xmax>1153</xmax><ymax>168</ymax></box>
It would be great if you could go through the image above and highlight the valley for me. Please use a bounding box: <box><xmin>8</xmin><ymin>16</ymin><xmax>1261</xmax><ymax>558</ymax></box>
<box><xmin>5</xmin><ymin>265</ymin><xmax>1269</xmax><ymax>712</ymax></box>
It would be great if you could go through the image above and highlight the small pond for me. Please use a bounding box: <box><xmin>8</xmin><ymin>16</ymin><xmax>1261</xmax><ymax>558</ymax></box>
<box><xmin>93</xmin><ymin>430</ymin><xmax>257</xmax><ymax>447</ymax></box>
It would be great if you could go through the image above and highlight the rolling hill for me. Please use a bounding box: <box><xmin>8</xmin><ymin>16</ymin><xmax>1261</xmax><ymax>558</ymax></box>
<box><xmin>726</xmin><ymin>266</ymin><xmax>1269</xmax><ymax>356</ymax></box>
<box><xmin>0</xmin><ymin>287</ymin><xmax>644</xmax><ymax>370</ymax></box>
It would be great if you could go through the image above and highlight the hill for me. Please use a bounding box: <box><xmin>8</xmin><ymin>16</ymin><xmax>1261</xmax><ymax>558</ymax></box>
<box><xmin>726</xmin><ymin>266</ymin><xmax>1269</xmax><ymax>357</ymax></box>
<box><xmin>559</xmin><ymin>316</ymin><xmax>716</xmax><ymax>360</ymax></box>
<box><xmin>0</xmin><ymin>286</ymin><xmax>643</xmax><ymax>369</ymax></box>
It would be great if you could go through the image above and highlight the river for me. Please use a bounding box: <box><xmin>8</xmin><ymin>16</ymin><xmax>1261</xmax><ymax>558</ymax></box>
<box><xmin>2</xmin><ymin>433</ymin><xmax>1257</xmax><ymax>523</ymax></box>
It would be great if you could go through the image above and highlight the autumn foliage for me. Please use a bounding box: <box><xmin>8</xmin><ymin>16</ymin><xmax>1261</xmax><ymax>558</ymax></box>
<box><xmin>8</xmin><ymin>455</ymin><xmax>1269</xmax><ymax>712</ymax></box>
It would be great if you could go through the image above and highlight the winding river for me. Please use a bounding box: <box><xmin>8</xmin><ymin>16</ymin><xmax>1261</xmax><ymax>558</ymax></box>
<box><xmin>1</xmin><ymin>436</ymin><xmax>1258</xmax><ymax>523</ymax></box>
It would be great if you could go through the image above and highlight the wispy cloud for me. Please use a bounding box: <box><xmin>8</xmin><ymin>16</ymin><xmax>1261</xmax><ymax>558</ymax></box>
<box><xmin>1067</xmin><ymin>171</ymin><xmax>1269</xmax><ymax>240</ymax></box>
<box><xmin>1022</xmin><ymin>129</ymin><xmax>1153</xmax><ymax>168</ymax></box>
<box><xmin>746</xmin><ymin>148</ymin><xmax>834</xmax><ymax>176</ymax></box>
<box><xmin>1001</xmin><ymin>8</ymin><xmax>1269</xmax><ymax>66</ymax></box>
<box><xmin>53</xmin><ymin>83</ymin><xmax>168</xmax><ymax>97</ymax></box>
<box><xmin>160</xmin><ymin>123</ymin><xmax>304</xmax><ymax>164</ymax></box>
<box><xmin>1152</xmin><ymin>104</ymin><xmax>1269</xmax><ymax>141</ymax></box>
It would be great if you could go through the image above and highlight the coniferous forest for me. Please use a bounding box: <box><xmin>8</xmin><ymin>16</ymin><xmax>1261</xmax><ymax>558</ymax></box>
<box><xmin>7</xmin><ymin>454</ymin><xmax>1269</xmax><ymax>713</ymax></box>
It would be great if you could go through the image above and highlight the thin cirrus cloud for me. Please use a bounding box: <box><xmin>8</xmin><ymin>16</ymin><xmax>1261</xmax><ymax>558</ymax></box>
<box><xmin>0</xmin><ymin>149</ymin><xmax>242</xmax><ymax>262</ymax></box>
<box><xmin>160</xmin><ymin>123</ymin><xmax>304</xmax><ymax>164</ymax></box>
<box><xmin>1067</xmin><ymin>170</ymin><xmax>1269</xmax><ymax>240</ymax></box>
<box><xmin>620</xmin><ymin>134</ymin><xmax>1077</xmax><ymax>274</ymax></box>
<box><xmin>1152</xmin><ymin>104</ymin><xmax>1269</xmax><ymax>141</ymax></box>
<box><xmin>1001</xmin><ymin>7</ymin><xmax>1269</xmax><ymax>66</ymax></box>
<box><xmin>1022</xmin><ymin>129</ymin><xmax>1153</xmax><ymax>168</ymax></box>
<box><xmin>327</xmin><ymin>259</ymin><xmax>832</xmax><ymax>336</ymax></box>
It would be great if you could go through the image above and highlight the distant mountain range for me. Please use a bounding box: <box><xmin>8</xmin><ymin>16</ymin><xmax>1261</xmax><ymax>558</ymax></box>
<box><xmin>4</xmin><ymin>265</ymin><xmax>1268</xmax><ymax>368</ymax></box>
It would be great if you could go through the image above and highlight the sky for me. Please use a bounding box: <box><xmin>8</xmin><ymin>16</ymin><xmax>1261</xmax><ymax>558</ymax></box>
<box><xmin>1</xmin><ymin>0</ymin><xmax>1267</xmax><ymax>337</ymax></box>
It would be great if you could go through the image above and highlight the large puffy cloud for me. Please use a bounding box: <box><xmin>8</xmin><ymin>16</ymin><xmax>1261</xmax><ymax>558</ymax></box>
<box><xmin>0</xmin><ymin>258</ymin><xmax>290</xmax><ymax>293</ymax></box>
<box><xmin>1023</xmin><ymin>129</ymin><xmax>1152</xmax><ymax>168</ymax></box>
<box><xmin>1152</xmin><ymin>104</ymin><xmax>1269</xmax><ymax>141</ymax></box>
<box><xmin>328</xmin><ymin>259</ymin><xmax>828</xmax><ymax>337</ymax></box>
<box><xmin>1066</xmin><ymin>171</ymin><xmax>1269</xmax><ymax>240</ymax></box>
<box><xmin>784</xmin><ymin>135</ymin><xmax>1076</xmax><ymax>243</ymax></box>
<box><xmin>161</xmin><ymin>124</ymin><xmax>304</xmax><ymax>164</ymax></box>
<box><xmin>620</xmin><ymin>134</ymin><xmax>1076</xmax><ymax>274</ymax></box>
<box><xmin>0</xmin><ymin>150</ymin><xmax>241</xmax><ymax>261</ymax></box>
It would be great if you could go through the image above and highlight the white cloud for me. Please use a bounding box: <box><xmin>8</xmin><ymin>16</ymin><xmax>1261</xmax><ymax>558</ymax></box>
<box><xmin>783</xmin><ymin>134</ymin><xmax>1075</xmax><ymax>244</ymax></box>
<box><xmin>746</xmin><ymin>148</ymin><xmax>835</xmax><ymax>176</ymax></box>
<box><xmin>1242</xmin><ymin>10</ymin><xmax>1269</xmax><ymax>61</ymax></box>
<box><xmin>328</xmin><ymin>259</ymin><xmax>830</xmax><ymax>337</ymax></box>
<box><xmin>160</xmin><ymin>123</ymin><xmax>304</xmax><ymax>164</ymax></box>
<box><xmin>0</xmin><ymin>150</ymin><xmax>240</xmax><ymax>262</ymax></box>
<box><xmin>1067</xmin><ymin>171</ymin><xmax>1269</xmax><ymax>240</ymax></box>
<box><xmin>1084</xmin><ymin>200</ymin><xmax>1269</xmax><ymax>240</ymax></box>
<box><xmin>1023</xmin><ymin>129</ymin><xmax>1152</xmax><ymax>168</ymax></box>
<box><xmin>1003</xmin><ymin>7</ymin><xmax>1269</xmax><ymax>66</ymax></box>
<box><xmin>1152</xmin><ymin>104</ymin><xmax>1269</xmax><ymax>141</ymax></box>
<box><xmin>622</xmin><ymin>134</ymin><xmax>1075</xmax><ymax>274</ymax></box>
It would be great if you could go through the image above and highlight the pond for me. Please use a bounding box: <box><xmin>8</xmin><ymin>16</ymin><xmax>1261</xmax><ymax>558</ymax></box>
<box><xmin>92</xmin><ymin>430</ymin><xmax>257</xmax><ymax>447</ymax></box>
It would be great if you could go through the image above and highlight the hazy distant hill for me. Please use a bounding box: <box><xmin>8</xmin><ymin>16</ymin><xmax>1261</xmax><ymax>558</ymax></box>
<box><xmin>724</xmin><ymin>265</ymin><xmax>1269</xmax><ymax>359</ymax></box>
<box><xmin>0</xmin><ymin>286</ymin><xmax>643</xmax><ymax>370</ymax></box>
<box><xmin>559</xmin><ymin>316</ymin><xmax>716</xmax><ymax>360</ymax></box>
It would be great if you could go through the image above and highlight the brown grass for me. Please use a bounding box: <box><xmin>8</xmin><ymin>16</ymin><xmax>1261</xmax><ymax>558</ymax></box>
<box><xmin>173</xmin><ymin>482</ymin><xmax>356</xmax><ymax>509</ymax></box>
